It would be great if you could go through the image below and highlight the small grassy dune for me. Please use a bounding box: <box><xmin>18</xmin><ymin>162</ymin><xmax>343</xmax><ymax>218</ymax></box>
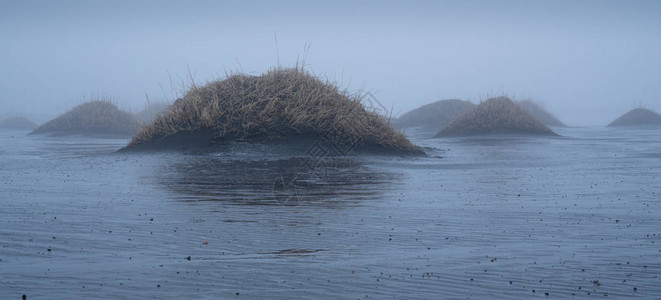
<box><xmin>125</xmin><ymin>67</ymin><xmax>421</xmax><ymax>154</ymax></box>
<box><xmin>31</xmin><ymin>101</ymin><xmax>138</xmax><ymax>136</ymax></box>
<box><xmin>392</xmin><ymin>99</ymin><xmax>475</xmax><ymax>131</ymax></box>
<box><xmin>434</xmin><ymin>97</ymin><xmax>557</xmax><ymax>137</ymax></box>
<box><xmin>608</xmin><ymin>108</ymin><xmax>661</xmax><ymax>127</ymax></box>
<box><xmin>0</xmin><ymin>116</ymin><xmax>38</xmax><ymax>130</ymax></box>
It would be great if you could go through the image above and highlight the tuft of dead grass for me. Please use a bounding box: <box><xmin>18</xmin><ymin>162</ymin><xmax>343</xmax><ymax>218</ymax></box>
<box><xmin>31</xmin><ymin>101</ymin><xmax>138</xmax><ymax>136</ymax></box>
<box><xmin>434</xmin><ymin>97</ymin><xmax>557</xmax><ymax>137</ymax></box>
<box><xmin>127</xmin><ymin>67</ymin><xmax>421</xmax><ymax>154</ymax></box>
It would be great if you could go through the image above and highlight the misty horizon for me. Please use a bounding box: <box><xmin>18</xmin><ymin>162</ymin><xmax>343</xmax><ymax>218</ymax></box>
<box><xmin>2</xmin><ymin>2</ymin><xmax>661</xmax><ymax>298</ymax></box>
<box><xmin>2</xmin><ymin>0</ymin><xmax>660</xmax><ymax>126</ymax></box>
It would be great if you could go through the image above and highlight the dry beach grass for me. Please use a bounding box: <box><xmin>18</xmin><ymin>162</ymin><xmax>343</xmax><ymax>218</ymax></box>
<box><xmin>127</xmin><ymin>67</ymin><xmax>421</xmax><ymax>154</ymax></box>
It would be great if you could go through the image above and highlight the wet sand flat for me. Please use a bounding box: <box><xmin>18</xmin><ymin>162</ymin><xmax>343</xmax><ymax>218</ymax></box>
<box><xmin>0</xmin><ymin>127</ymin><xmax>660</xmax><ymax>298</ymax></box>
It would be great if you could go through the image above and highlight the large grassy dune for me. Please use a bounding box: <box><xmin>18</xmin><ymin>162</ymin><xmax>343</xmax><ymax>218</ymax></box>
<box><xmin>125</xmin><ymin>67</ymin><xmax>422</xmax><ymax>154</ymax></box>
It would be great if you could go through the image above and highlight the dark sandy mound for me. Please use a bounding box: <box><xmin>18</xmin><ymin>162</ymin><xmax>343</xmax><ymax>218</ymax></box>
<box><xmin>0</xmin><ymin>116</ymin><xmax>38</xmax><ymax>130</ymax></box>
<box><xmin>31</xmin><ymin>101</ymin><xmax>138</xmax><ymax>136</ymax></box>
<box><xmin>517</xmin><ymin>100</ymin><xmax>565</xmax><ymax>127</ymax></box>
<box><xmin>608</xmin><ymin>108</ymin><xmax>661</xmax><ymax>127</ymax></box>
<box><xmin>434</xmin><ymin>97</ymin><xmax>557</xmax><ymax>137</ymax></box>
<box><xmin>124</xmin><ymin>67</ymin><xmax>422</xmax><ymax>154</ymax></box>
<box><xmin>392</xmin><ymin>99</ymin><xmax>475</xmax><ymax>131</ymax></box>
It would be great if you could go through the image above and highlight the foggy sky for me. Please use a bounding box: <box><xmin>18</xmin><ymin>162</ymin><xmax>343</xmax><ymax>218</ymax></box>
<box><xmin>1</xmin><ymin>0</ymin><xmax>660</xmax><ymax>126</ymax></box>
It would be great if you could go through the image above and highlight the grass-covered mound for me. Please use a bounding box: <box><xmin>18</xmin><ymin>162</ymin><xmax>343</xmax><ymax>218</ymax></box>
<box><xmin>31</xmin><ymin>101</ymin><xmax>138</xmax><ymax>136</ymax></box>
<box><xmin>434</xmin><ymin>97</ymin><xmax>557</xmax><ymax>137</ymax></box>
<box><xmin>125</xmin><ymin>67</ymin><xmax>421</xmax><ymax>154</ymax></box>
<box><xmin>0</xmin><ymin>116</ymin><xmax>38</xmax><ymax>130</ymax></box>
<box><xmin>608</xmin><ymin>108</ymin><xmax>661</xmax><ymax>127</ymax></box>
<box><xmin>392</xmin><ymin>99</ymin><xmax>475</xmax><ymax>131</ymax></box>
<box><xmin>517</xmin><ymin>100</ymin><xmax>565</xmax><ymax>127</ymax></box>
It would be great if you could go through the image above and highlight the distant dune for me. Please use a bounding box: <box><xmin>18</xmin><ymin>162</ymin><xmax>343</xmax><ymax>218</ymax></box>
<box><xmin>392</xmin><ymin>99</ymin><xmax>475</xmax><ymax>131</ymax></box>
<box><xmin>608</xmin><ymin>108</ymin><xmax>661</xmax><ymax>127</ymax></box>
<box><xmin>134</xmin><ymin>102</ymin><xmax>170</xmax><ymax>124</ymax></box>
<box><xmin>435</xmin><ymin>97</ymin><xmax>557</xmax><ymax>137</ymax></box>
<box><xmin>517</xmin><ymin>100</ymin><xmax>565</xmax><ymax>127</ymax></box>
<box><xmin>124</xmin><ymin>67</ymin><xmax>422</xmax><ymax>154</ymax></box>
<box><xmin>31</xmin><ymin>101</ymin><xmax>138</xmax><ymax>136</ymax></box>
<box><xmin>0</xmin><ymin>116</ymin><xmax>38</xmax><ymax>130</ymax></box>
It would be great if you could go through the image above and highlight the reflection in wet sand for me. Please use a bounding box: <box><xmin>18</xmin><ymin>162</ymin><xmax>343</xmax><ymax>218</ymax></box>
<box><xmin>2</xmin><ymin>127</ymin><xmax>661</xmax><ymax>298</ymax></box>
<box><xmin>157</xmin><ymin>155</ymin><xmax>399</xmax><ymax>206</ymax></box>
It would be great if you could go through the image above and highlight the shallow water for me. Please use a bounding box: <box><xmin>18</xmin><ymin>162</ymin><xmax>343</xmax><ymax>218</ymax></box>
<box><xmin>1</xmin><ymin>127</ymin><xmax>660</xmax><ymax>299</ymax></box>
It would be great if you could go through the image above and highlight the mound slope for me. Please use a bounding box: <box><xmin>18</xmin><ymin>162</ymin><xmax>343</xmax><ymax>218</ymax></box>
<box><xmin>434</xmin><ymin>97</ymin><xmax>557</xmax><ymax>137</ymax></box>
<box><xmin>31</xmin><ymin>101</ymin><xmax>138</xmax><ymax>136</ymax></box>
<box><xmin>392</xmin><ymin>99</ymin><xmax>475</xmax><ymax>131</ymax></box>
<box><xmin>608</xmin><ymin>108</ymin><xmax>661</xmax><ymax>127</ymax></box>
<box><xmin>517</xmin><ymin>100</ymin><xmax>565</xmax><ymax>127</ymax></box>
<box><xmin>125</xmin><ymin>67</ymin><xmax>421</xmax><ymax>154</ymax></box>
<box><xmin>0</xmin><ymin>116</ymin><xmax>38</xmax><ymax>130</ymax></box>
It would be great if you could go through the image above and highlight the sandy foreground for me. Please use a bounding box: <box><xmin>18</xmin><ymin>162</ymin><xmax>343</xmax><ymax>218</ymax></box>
<box><xmin>0</xmin><ymin>126</ymin><xmax>659</xmax><ymax>298</ymax></box>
